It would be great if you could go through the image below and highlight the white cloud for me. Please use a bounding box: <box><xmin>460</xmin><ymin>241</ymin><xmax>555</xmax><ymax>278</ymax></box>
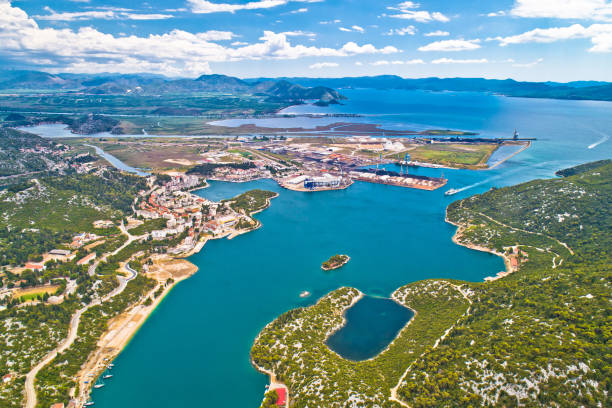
<box><xmin>491</xmin><ymin>23</ymin><xmax>612</xmax><ymax>52</ymax></box>
<box><xmin>419</xmin><ymin>39</ymin><xmax>481</xmax><ymax>51</ymax></box>
<box><xmin>512</xmin><ymin>57</ymin><xmax>544</xmax><ymax>67</ymax></box>
<box><xmin>281</xmin><ymin>30</ymin><xmax>315</xmax><ymax>37</ymax></box>
<box><xmin>355</xmin><ymin>61</ymin><xmax>363</xmax><ymax>65</ymax></box>
<box><xmin>371</xmin><ymin>59</ymin><xmax>424</xmax><ymax>65</ymax></box>
<box><xmin>35</xmin><ymin>7</ymin><xmax>174</xmax><ymax>21</ymax></box>
<box><xmin>388</xmin><ymin>11</ymin><xmax>449</xmax><ymax>22</ymax></box>
<box><xmin>188</xmin><ymin>0</ymin><xmax>322</xmax><ymax>14</ymax></box>
<box><xmin>511</xmin><ymin>0</ymin><xmax>612</xmax><ymax>22</ymax></box>
<box><xmin>339</xmin><ymin>26</ymin><xmax>365</xmax><ymax>33</ymax></box>
<box><xmin>231</xmin><ymin>41</ymin><xmax>248</xmax><ymax>46</ymax></box>
<box><xmin>0</xmin><ymin>2</ymin><xmax>399</xmax><ymax>76</ymax></box>
<box><xmin>309</xmin><ymin>62</ymin><xmax>338</xmax><ymax>68</ymax></box>
<box><xmin>290</xmin><ymin>7</ymin><xmax>308</xmax><ymax>13</ymax></box>
<box><xmin>386</xmin><ymin>1</ymin><xmax>450</xmax><ymax>23</ymax></box>
<box><xmin>487</xmin><ymin>10</ymin><xmax>506</xmax><ymax>17</ymax></box>
<box><xmin>385</xmin><ymin>26</ymin><xmax>416</xmax><ymax>36</ymax></box>
<box><xmin>424</xmin><ymin>30</ymin><xmax>449</xmax><ymax>36</ymax></box>
<box><xmin>431</xmin><ymin>58</ymin><xmax>488</xmax><ymax>64</ymax></box>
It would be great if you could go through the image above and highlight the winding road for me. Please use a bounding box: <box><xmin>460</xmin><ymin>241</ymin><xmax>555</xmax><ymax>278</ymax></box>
<box><xmin>24</xmin><ymin>224</ymin><xmax>143</xmax><ymax>408</ymax></box>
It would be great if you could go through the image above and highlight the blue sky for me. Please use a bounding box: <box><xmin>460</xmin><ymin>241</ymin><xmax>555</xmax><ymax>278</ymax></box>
<box><xmin>1</xmin><ymin>0</ymin><xmax>612</xmax><ymax>81</ymax></box>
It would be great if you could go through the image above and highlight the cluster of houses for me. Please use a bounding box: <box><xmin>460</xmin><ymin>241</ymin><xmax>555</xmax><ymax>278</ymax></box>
<box><xmin>135</xmin><ymin>175</ymin><xmax>251</xmax><ymax>252</ymax></box>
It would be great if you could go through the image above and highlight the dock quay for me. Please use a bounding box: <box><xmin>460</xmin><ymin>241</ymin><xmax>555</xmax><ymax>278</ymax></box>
<box><xmin>349</xmin><ymin>169</ymin><xmax>447</xmax><ymax>191</ymax></box>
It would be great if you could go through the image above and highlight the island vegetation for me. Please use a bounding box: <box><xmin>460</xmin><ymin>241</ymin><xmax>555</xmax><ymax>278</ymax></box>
<box><xmin>252</xmin><ymin>160</ymin><xmax>612</xmax><ymax>407</ymax></box>
<box><xmin>321</xmin><ymin>254</ymin><xmax>350</xmax><ymax>271</ymax></box>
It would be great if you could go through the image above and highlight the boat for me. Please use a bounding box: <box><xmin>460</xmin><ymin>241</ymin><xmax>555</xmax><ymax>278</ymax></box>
<box><xmin>93</xmin><ymin>383</ymin><xmax>104</xmax><ymax>389</ymax></box>
<box><xmin>84</xmin><ymin>402</ymin><xmax>95</xmax><ymax>406</ymax></box>
<box><xmin>102</xmin><ymin>374</ymin><xmax>113</xmax><ymax>379</ymax></box>
<box><xmin>445</xmin><ymin>188</ymin><xmax>460</xmax><ymax>196</ymax></box>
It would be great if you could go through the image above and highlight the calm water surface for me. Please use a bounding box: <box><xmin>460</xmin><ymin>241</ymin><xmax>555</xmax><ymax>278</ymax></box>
<box><xmin>24</xmin><ymin>90</ymin><xmax>610</xmax><ymax>407</ymax></box>
<box><xmin>327</xmin><ymin>296</ymin><xmax>414</xmax><ymax>361</ymax></box>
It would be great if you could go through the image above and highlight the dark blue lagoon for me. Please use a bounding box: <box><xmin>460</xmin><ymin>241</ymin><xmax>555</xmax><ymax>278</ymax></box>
<box><xmin>327</xmin><ymin>296</ymin><xmax>414</xmax><ymax>361</ymax></box>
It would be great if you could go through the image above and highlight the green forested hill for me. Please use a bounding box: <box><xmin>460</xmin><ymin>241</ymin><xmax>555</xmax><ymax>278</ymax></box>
<box><xmin>252</xmin><ymin>160</ymin><xmax>612</xmax><ymax>407</ymax></box>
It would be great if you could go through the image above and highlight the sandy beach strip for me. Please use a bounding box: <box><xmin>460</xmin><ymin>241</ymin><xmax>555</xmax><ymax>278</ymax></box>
<box><xmin>74</xmin><ymin>257</ymin><xmax>198</xmax><ymax>406</ymax></box>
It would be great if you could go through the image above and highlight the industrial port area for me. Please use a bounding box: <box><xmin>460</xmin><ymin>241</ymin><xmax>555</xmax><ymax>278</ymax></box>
<box><xmin>82</xmin><ymin>130</ymin><xmax>531</xmax><ymax>194</ymax></box>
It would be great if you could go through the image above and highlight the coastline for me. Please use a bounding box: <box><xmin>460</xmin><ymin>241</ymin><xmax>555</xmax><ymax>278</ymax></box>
<box><xmin>444</xmin><ymin>209</ymin><xmax>514</xmax><ymax>282</ymax></box>
<box><xmin>73</xmin><ymin>188</ymin><xmax>279</xmax><ymax>406</ymax></box>
<box><xmin>75</xmin><ymin>257</ymin><xmax>198</xmax><ymax>406</ymax></box>
<box><xmin>278</xmin><ymin>180</ymin><xmax>353</xmax><ymax>193</ymax></box>
<box><xmin>321</xmin><ymin>255</ymin><xmax>351</xmax><ymax>271</ymax></box>
<box><xmin>250</xmin><ymin>288</ymin><xmax>363</xmax><ymax>408</ymax></box>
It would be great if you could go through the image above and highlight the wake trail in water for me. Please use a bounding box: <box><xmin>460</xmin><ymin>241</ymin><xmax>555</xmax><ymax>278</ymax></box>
<box><xmin>588</xmin><ymin>133</ymin><xmax>609</xmax><ymax>149</ymax></box>
<box><xmin>577</xmin><ymin>125</ymin><xmax>610</xmax><ymax>149</ymax></box>
<box><xmin>451</xmin><ymin>160</ymin><xmax>565</xmax><ymax>194</ymax></box>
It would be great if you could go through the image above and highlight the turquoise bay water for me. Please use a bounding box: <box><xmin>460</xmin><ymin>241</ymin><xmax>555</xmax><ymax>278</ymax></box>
<box><xmin>327</xmin><ymin>296</ymin><xmax>414</xmax><ymax>361</ymax></box>
<box><xmin>59</xmin><ymin>90</ymin><xmax>610</xmax><ymax>408</ymax></box>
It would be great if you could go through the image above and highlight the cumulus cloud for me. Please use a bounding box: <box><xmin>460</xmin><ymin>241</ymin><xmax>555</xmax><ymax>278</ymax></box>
<box><xmin>490</xmin><ymin>23</ymin><xmax>612</xmax><ymax>52</ymax></box>
<box><xmin>386</xmin><ymin>1</ymin><xmax>450</xmax><ymax>23</ymax></box>
<box><xmin>424</xmin><ymin>30</ymin><xmax>449</xmax><ymax>36</ymax></box>
<box><xmin>418</xmin><ymin>39</ymin><xmax>481</xmax><ymax>51</ymax></box>
<box><xmin>385</xmin><ymin>26</ymin><xmax>416</xmax><ymax>36</ymax></box>
<box><xmin>352</xmin><ymin>25</ymin><xmax>365</xmax><ymax>33</ymax></box>
<box><xmin>511</xmin><ymin>0</ymin><xmax>612</xmax><ymax>22</ymax></box>
<box><xmin>0</xmin><ymin>2</ymin><xmax>399</xmax><ymax>76</ymax></box>
<box><xmin>188</xmin><ymin>0</ymin><xmax>322</xmax><ymax>14</ymax></box>
<box><xmin>309</xmin><ymin>62</ymin><xmax>338</xmax><ymax>68</ymax></box>
<box><xmin>431</xmin><ymin>58</ymin><xmax>488</xmax><ymax>64</ymax></box>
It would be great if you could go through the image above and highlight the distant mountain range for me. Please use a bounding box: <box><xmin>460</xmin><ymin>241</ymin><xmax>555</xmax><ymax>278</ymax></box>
<box><xmin>248</xmin><ymin>75</ymin><xmax>612</xmax><ymax>102</ymax></box>
<box><xmin>1</xmin><ymin>71</ymin><xmax>611</xmax><ymax>102</ymax></box>
<box><xmin>0</xmin><ymin>71</ymin><xmax>344</xmax><ymax>103</ymax></box>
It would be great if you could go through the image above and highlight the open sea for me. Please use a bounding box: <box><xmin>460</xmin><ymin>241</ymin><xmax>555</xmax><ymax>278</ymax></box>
<box><xmin>24</xmin><ymin>89</ymin><xmax>612</xmax><ymax>407</ymax></box>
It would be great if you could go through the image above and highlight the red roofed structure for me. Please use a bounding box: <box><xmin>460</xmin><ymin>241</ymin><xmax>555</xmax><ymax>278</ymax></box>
<box><xmin>275</xmin><ymin>387</ymin><xmax>286</xmax><ymax>406</ymax></box>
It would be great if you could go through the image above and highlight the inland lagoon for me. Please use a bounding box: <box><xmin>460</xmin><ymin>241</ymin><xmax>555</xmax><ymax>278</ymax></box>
<box><xmin>326</xmin><ymin>296</ymin><xmax>414</xmax><ymax>361</ymax></box>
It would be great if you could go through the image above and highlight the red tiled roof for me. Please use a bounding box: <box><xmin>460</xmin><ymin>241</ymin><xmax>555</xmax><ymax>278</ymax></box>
<box><xmin>275</xmin><ymin>388</ymin><xmax>286</xmax><ymax>406</ymax></box>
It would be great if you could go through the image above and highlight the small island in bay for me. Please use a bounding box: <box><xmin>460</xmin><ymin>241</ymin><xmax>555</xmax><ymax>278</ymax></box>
<box><xmin>321</xmin><ymin>254</ymin><xmax>350</xmax><ymax>271</ymax></box>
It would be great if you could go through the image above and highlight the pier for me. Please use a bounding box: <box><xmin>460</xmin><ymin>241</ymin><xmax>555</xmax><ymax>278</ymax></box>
<box><xmin>349</xmin><ymin>169</ymin><xmax>447</xmax><ymax>191</ymax></box>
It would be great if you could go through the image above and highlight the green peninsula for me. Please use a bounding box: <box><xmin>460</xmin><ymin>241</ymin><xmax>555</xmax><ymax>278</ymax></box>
<box><xmin>251</xmin><ymin>160</ymin><xmax>612</xmax><ymax>407</ymax></box>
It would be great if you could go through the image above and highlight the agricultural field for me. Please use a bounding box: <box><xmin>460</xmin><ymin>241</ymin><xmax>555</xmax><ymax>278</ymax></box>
<box><xmin>408</xmin><ymin>143</ymin><xmax>499</xmax><ymax>168</ymax></box>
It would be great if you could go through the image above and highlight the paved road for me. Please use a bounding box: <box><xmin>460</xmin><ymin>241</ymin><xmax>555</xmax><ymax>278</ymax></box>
<box><xmin>25</xmin><ymin>224</ymin><xmax>142</xmax><ymax>408</ymax></box>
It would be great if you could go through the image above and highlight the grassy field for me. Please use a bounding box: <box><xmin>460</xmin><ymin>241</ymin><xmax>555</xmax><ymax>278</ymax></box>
<box><xmin>87</xmin><ymin>140</ymin><xmax>209</xmax><ymax>170</ymax></box>
<box><xmin>408</xmin><ymin>143</ymin><xmax>498</xmax><ymax>168</ymax></box>
<box><xmin>12</xmin><ymin>285</ymin><xmax>59</xmax><ymax>301</ymax></box>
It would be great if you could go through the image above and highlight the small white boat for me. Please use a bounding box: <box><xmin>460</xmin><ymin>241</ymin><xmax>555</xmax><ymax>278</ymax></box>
<box><xmin>103</xmin><ymin>374</ymin><xmax>113</xmax><ymax>379</ymax></box>
<box><xmin>444</xmin><ymin>188</ymin><xmax>459</xmax><ymax>196</ymax></box>
<box><xmin>84</xmin><ymin>402</ymin><xmax>95</xmax><ymax>406</ymax></box>
<box><xmin>93</xmin><ymin>383</ymin><xmax>104</xmax><ymax>389</ymax></box>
